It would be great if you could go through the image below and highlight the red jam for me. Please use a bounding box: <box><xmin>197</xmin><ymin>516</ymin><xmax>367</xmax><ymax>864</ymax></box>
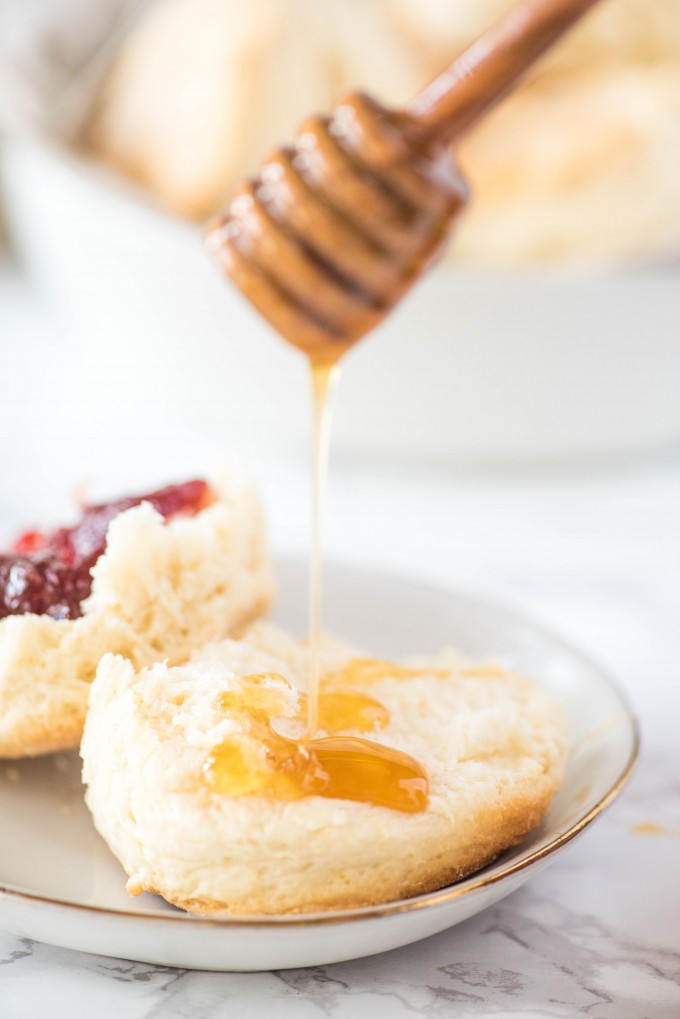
<box><xmin>0</xmin><ymin>480</ymin><xmax>211</xmax><ymax>621</ymax></box>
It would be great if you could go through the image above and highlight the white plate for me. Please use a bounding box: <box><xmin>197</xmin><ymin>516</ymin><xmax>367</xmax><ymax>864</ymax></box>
<box><xmin>0</xmin><ymin>558</ymin><xmax>638</xmax><ymax>971</ymax></box>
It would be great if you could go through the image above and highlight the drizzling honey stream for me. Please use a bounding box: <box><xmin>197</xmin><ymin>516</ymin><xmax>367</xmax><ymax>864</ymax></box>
<box><xmin>206</xmin><ymin>0</ymin><xmax>604</xmax><ymax>811</ymax></box>
<box><xmin>307</xmin><ymin>360</ymin><xmax>340</xmax><ymax>738</ymax></box>
<box><xmin>204</xmin><ymin>90</ymin><xmax>467</xmax><ymax>811</ymax></box>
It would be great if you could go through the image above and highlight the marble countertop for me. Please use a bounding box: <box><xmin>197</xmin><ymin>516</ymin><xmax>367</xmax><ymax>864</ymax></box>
<box><xmin>2</xmin><ymin>273</ymin><xmax>680</xmax><ymax>1017</ymax></box>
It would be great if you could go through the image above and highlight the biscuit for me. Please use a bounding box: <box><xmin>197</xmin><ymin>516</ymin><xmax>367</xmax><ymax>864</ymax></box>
<box><xmin>392</xmin><ymin>0</ymin><xmax>680</xmax><ymax>75</ymax></box>
<box><xmin>81</xmin><ymin>622</ymin><xmax>568</xmax><ymax>915</ymax></box>
<box><xmin>0</xmin><ymin>472</ymin><xmax>273</xmax><ymax>759</ymax></box>
<box><xmin>454</xmin><ymin>67</ymin><xmax>680</xmax><ymax>265</ymax></box>
<box><xmin>87</xmin><ymin>0</ymin><xmax>680</xmax><ymax>265</ymax></box>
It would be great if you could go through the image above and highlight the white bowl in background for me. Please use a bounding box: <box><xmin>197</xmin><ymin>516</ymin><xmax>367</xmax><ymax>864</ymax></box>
<box><xmin>2</xmin><ymin>138</ymin><xmax>679</xmax><ymax>466</ymax></box>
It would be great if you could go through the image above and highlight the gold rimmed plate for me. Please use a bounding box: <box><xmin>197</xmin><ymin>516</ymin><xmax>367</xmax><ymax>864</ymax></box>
<box><xmin>0</xmin><ymin>558</ymin><xmax>638</xmax><ymax>970</ymax></box>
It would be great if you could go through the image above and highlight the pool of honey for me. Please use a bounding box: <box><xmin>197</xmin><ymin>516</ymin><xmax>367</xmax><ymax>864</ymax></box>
<box><xmin>204</xmin><ymin>669</ymin><xmax>429</xmax><ymax>814</ymax></box>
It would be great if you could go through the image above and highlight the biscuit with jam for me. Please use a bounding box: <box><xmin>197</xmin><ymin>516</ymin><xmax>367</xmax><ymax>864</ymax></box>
<box><xmin>0</xmin><ymin>473</ymin><xmax>273</xmax><ymax>759</ymax></box>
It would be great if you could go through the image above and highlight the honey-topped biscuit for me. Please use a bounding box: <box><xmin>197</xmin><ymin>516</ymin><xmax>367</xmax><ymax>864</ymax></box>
<box><xmin>81</xmin><ymin>622</ymin><xmax>568</xmax><ymax>915</ymax></box>
<box><xmin>0</xmin><ymin>472</ymin><xmax>273</xmax><ymax>759</ymax></box>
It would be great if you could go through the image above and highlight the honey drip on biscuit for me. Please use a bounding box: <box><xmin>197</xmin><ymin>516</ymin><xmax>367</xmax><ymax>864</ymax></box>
<box><xmin>203</xmin><ymin>354</ymin><xmax>433</xmax><ymax>814</ymax></box>
<box><xmin>204</xmin><ymin>673</ymin><xmax>428</xmax><ymax>814</ymax></box>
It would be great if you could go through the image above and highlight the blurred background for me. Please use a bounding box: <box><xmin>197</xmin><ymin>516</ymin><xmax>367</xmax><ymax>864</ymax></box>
<box><xmin>0</xmin><ymin>0</ymin><xmax>678</xmax><ymax>587</ymax></box>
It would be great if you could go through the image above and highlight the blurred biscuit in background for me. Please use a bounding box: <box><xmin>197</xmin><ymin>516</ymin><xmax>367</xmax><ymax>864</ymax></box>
<box><xmin>86</xmin><ymin>0</ymin><xmax>680</xmax><ymax>265</ymax></box>
<box><xmin>392</xmin><ymin>0</ymin><xmax>680</xmax><ymax>75</ymax></box>
<box><xmin>85</xmin><ymin>0</ymin><xmax>424</xmax><ymax>220</ymax></box>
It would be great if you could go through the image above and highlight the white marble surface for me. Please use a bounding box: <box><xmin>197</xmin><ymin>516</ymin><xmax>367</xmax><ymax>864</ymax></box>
<box><xmin>1</xmin><ymin>272</ymin><xmax>680</xmax><ymax>1017</ymax></box>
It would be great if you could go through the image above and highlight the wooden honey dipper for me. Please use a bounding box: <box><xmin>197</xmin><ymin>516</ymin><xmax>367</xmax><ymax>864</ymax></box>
<box><xmin>206</xmin><ymin>0</ymin><xmax>601</xmax><ymax>365</ymax></box>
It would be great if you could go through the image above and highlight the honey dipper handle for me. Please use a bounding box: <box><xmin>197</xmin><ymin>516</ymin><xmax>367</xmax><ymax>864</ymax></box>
<box><xmin>408</xmin><ymin>0</ymin><xmax>601</xmax><ymax>145</ymax></box>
